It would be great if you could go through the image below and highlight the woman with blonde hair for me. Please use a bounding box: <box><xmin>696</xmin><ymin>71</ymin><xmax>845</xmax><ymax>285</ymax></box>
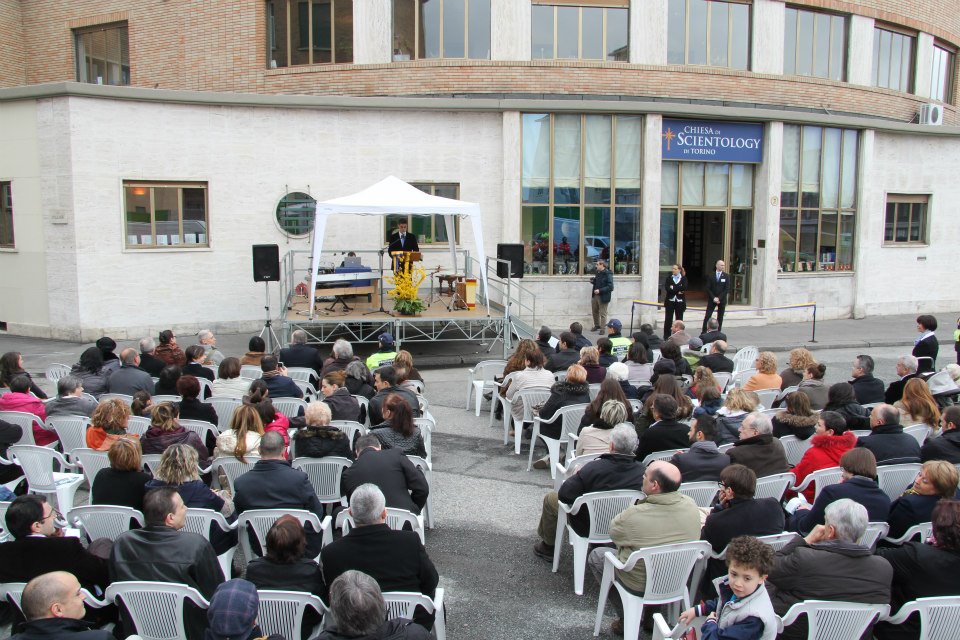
<box><xmin>577</xmin><ymin>399</ymin><xmax>629</xmax><ymax>456</ymax></box>
<box><xmin>715</xmin><ymin>388</ymin><xmax>760</xmax><ymax>445</ymax></box>
<box><xmin>141</xmin><ymin>401</ymin><xmax>211</xmax><ymax>467</ymax></box>
<box><xmin>215</xmin><ymin>403</ymin><xmax>265</xmax><ymax>462</ymax></box>
<box><xmin>493</xmin><ymin>338</ymin><xmax>540</xmax><ymax>421</ymax></box>
<box><xmin>579</xmin><ymin>347</ymin><xmax>606</xmax><ymax>384</ymax></box>
<box><xmin>393</xmin><ymin>350</ymin><xmax>423</xmax><ymax>384</ymax></box>
<box><xmin>742</xmin><ymin>352</ymin><xmax>783</xmax><ymax>391</ymax></box>
<box><xmin>887</xmin><ymin>460</ymin><xmax>959</xmax><ymax>539</ymax></box>
<box><xmin>895</xmin><ymin>378</ymin><xmax>942</xmax><ymax>439</ymax></box>
<box><xmin>688</xmin><ymin>366</ymin><xmax>720</xmax><ymax>399</ymax></box>
<box><xmin>86</xmin><ymin>398</ymin><xmax>138</xmax><ymax>451</ymax></box>
<box><xmin>780</xmin><ymin>348</ymin><xmax>817</xmax><ymax>389</ymax></box>
<box><xmin>293</xmin><ymin>401</ymin><xmax>353</xmax><ymax>460</ymax></box>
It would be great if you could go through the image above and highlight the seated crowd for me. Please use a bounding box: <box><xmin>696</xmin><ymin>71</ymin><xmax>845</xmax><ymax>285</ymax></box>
<box><xmin>0</xmin><ymin>330</ymin><xmax>437</xmax><ymax>640</ymax></box>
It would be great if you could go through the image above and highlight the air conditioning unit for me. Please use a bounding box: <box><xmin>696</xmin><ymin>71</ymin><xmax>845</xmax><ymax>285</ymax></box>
<box><xmin>919</xmin><ymin>103</ymin><xmax>943</xmax><ymax>126</ymax></box>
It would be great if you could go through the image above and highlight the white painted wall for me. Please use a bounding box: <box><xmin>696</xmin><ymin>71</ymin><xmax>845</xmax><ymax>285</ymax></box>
<box><xmin>848</xmin><ymin>15</ymin><xmax>875</xmax><ymax>87</ymax></box>
<box><xmin>631</xmin><ymin>0</ymin><xmax>666</xmax><ymax>65</ymax></box>
<box><xmin>492</xmin><ymin>0</ymin><xmax>529</xmax><ymax>61</ymax></box>
<box><xmin>752</xmin><ymin>0</ymin><xmax>785</xmax><ymax>74</ymax></box>
<box><xmin>353</xmin><ymin>0</ymin><xmax>392</xmax><ymax>64</ymax></box>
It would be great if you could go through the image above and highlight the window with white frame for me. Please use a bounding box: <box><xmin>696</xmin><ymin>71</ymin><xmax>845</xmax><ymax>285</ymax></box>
<box><xmin>124</xmin><ymin>182</ymin><xmax>209</xmax><ymax>249</ymax></box>
<box><xmin>667</xmin><ymin>0</ymin><xmax>750</xmax><ymax>69</ymax></box>
<box><xmin>884</xmin><ymin>195</ymin><xmax>928</xmax><ymax>245</ymax></box>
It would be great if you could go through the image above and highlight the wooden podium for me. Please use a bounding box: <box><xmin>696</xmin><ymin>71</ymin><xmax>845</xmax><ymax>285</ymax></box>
<box><xmin>390</xmin><ymin>250</ymin><xmax>422</xmax><ymax>272</ymax></box>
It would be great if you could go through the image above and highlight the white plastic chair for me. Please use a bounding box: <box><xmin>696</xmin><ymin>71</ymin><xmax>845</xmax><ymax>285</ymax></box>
<box><xmin>528</xmin><ymin>403</ymin><xmax>587</xmax><ymax>478</ymax></box>
<box><xmin>650</xmin><ymin>349</ymin><xmax>662</xmax><ymax>364</ymax></box>
<box><xmin>859</xmin><ymin>521</ymin><xmax>889</xmax><ymax>550</ymax></box>
<box><xmin>903</xmin><ymin>424</ymin><xmax>928</xmax><ymax>446</ymax></box>
<box><xmin>212</xmin><ymin>456</ymin><xmax>259</xmax><ymax>493</ymax></box>
<box><xmin>712</xmin><ymin>532</ymin><xmax>800</xmax><ymax>560</ymax></box>
<box><xmin>100</xmin><ymin>393</ymin><xmax>134</xmax><ymax>404</ymax></box>
<box><xmin>0</xmin><ymin>501</ymin><xmax>11</xmax><ymax>542</ymax></box>
<box><xmin>732</xmin><ymin>347</ymin><xmax>758</xmax><ymax>374</ymax></box>
<box><xmin>465</xmin><ymin>359</ymin><xmax>508</xmax><ymax>415</ymax></box>
<box><xmin>553</xmin><ymin>454</ymin><xmax>605</xmax><ymax>491</ymax></box>
<box><xmin>293</xmin><ymin>380</ymin><xmax>317</xmax><ymax>400</ymax></box>
<box><xmin>754</xmin><ymin>472</ymin><xmax>795</xmax><ymax>502</ymax></box>
<box><xmin>126</xmin><ymin>415</ymin><xmax>151</xmax><ymax>437</ymax></box>
<box><xmin>0</xmin><ymin>582</ymin><xmax>26</xmax><ymax>616</ymax></box>
<box><xmin>382</xmin><ymin>590</ymin><xmax>446</xmax><ymax>640</ymax></box>
<box><xmin>44</xmin><ymin>364</ymin><xmax>71</xmax><ymax>383</ymax></box>
<box><xmin>884</xmin><ymin>521</ymin><xmax>933</xmax><ymax>545</ymax></box>
<box><xmin>236</xmin><ymin>508</ymin><xmax>332</xmax><ymax>563</ymax></box>
<box><xmin>72</xmin><ymin>448</ymin><xmax>110</xmax><ymax>490</ymax></box>
<box><xmin>286</xmin><ymin>367</ymin><xmax>318</xmax><ymax>384</ymax></box>
<box><xmin>337</xmin><ymin>506</ymin><xmax>426</xmax><ymax>544</ymax></box>
<box><xmin>553</xmin><ymin>489</ymin><xmax>645</xmax><ymax>596</ymax></box>
<box><xmin>204</xmin><ymin>396</ymin><xmax>242</xmax><ymax>432</ymax></box>
<box><xmin>273</xmin><ymin>397</ymin><xmax>308</xmax><ymax>418</ymax></box>
<box><xmin>47</xmin><ymin>415</ymin><xmax>91</xmax><ymax>458</ymax></box>
<box><xmin>488</xmin><ymin>371</ymin><xmax>519</xmax><ymax>430</ymax></box>
<box><xmin>789</xmin><ymin>466</ymin><xmax>843</xmax><ymax>500</ymax></box>
<box><xmin>103</xmin><ymin>581</ymin><xmax>210</xmax><ymax>640</ymax></box>
<box><xmin>68</xmin><ymin>505</ymin><xmax>143</xmax><ymax>542</ymax></box>
<box><xmin>329</xmin><ymin>420</ymin><xmax>368</xmax><ymax>448</ymax></box>
<box><xmin>413</xmin><ymin>418</ymin><xmax>433</xmax><ymax>461</ymax></box>
<box><xmin>195</xmin><ymin>376</ymin><xmax>214</xmax><ymax>399</ymax></box>
<box><xmin>407</xmin><ymin>455</ymin><xmax>435</xmax><ymax>529</ymax></box>
<box><xmin>183</xmin><ymin>508</ymin><xmax>239</xmax><ymax>579</ymax></box>
<box><xmin>678</xmin><ymin>481</ymin><xmax>718</xmax><ymax>508</ymax></box>
<box><xmin>0</xmin><ymin>410</ymin><xmax>53</xmax><ymax>447</ymax></box>
<box><xmin>729</xmin><ymin>368</ymin><xmax>757</xmax><ymax>389</ymax></box>
<box><xmin>780</xmin><ymin>435</ymin><xmax>813</xmax><ymax>466</ymax></box>
<box><xmin>240</xmin><ymin>365</ymin><xmax>263</xmax><ymax>379</ymax></box>
<box><xmin>593</xmin><ymin>540</ymin><xmax>713</xmax><ymax>640</ymax></box>
<box><xmin>778</xmin><ymin>600</ymin><xmax>888</xmax><ymax>640</ymax></box>
<box><xmin>877</xmin><ymin>463</ymin><xmax>922</xmax><ymax>500</ymax></box>
<box><xmin>352</xmin><ymin>395</ymin><xmax>371</xmax><ymax>427</ymax></box>
<box><xmin>256</xmin><ymin>590</ymin><xmax>330</xmax><ymax>640</ymax></box>
<box><xmin>508</xmin><ymin>387</ymin><xmax>552</xmax><ymax>455</ymax></box>
<box><xmin>588</xmin><ymin>383</ymin><xmax>602</xmax><ymax>401</ymax></box>
<box><xmin>179</xmin><ymin>419</ymin><xmax>219</xmax><ymax>443</ymax></box>
<box><xmin>776</xmin><ymin>384</ymin><xmax>800</xmax><ymax>402</ymax></box>
<box><xmin>141</xmin><ymin>454</ymin><xmax>164</xmax><ymax>476</ymax></box>
<box><xmin>712</xmin><ymin>372</ymin><xmax>732</xmax><ymax>392</ymax></box>
<box><xmin>152</xmin><ymin>395</ymin><xmax>182</xmax><ymax>404</ymax></box>
<box><xmin>753</xmin><ymin>388</ymin><xmax>780</xmax><ymax>410</ymax></box>
<box><xmin>291</xmin><ymin>456</ymin><xmax>352</xmax><ymax>507</ymax></box>
<box><xmin>642</xmin><ymin>449</ymin><xmax>688</xmax><ymax>466</ymax></box>
<box><xmin>885</xmin><ymin>596</ymin><xmax>960</xmax><ymax>640</ymax></box>
<box><xmin>9</xmin><ymin>444</ymin><xmax>83</xmax><ymax>512</ymax></box>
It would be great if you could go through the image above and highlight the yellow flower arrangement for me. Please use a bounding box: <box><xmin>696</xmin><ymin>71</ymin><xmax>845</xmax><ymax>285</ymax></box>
<box><xmin>386</xmin><ymin>261</ymin><xmax>427</xmax><ymax>315</ymax></box>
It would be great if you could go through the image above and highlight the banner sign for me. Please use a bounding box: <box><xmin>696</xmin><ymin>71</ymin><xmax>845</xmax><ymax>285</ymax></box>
<box><xmin>662</xmin><ymin>119</ymin><xmax>764</xmax><ymax>163</ymax></box>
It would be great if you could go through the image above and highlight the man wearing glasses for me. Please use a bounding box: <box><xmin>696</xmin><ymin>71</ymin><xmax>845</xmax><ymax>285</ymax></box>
<box><xmin>0</xmin><ymin>496</ymin><xmax>109</xmax><ymax>595</ymax></box>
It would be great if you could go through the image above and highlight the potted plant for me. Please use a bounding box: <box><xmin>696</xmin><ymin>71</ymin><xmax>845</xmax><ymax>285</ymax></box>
<box><xmin>387</xmin><ymin>261</ymin><xmax>427</xmax><ymax>316</ymax></box>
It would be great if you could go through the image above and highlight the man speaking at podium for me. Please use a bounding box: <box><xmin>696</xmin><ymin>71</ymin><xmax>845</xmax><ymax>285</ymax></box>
<box><xmin>388</xmin><ymin>220</ymin><xmax>420</xmax><ymax>253</ymax></box>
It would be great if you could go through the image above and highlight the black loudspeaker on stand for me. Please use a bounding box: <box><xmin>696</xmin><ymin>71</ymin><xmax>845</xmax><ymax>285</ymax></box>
<box><xmin>497</xmin><ymin>243</ymin><xmax>524</xmax><ymax>278</ymax></box>
<box><xmin>252</xmin><ymin>244</ymin><xmax>281</xmax><ymax>282</ymax></box>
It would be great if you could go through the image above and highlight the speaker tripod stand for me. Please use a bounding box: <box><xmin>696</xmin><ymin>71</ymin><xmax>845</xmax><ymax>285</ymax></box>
<box><xmin>259</xmin><ymin>280</ymin><xmax>281</xmax><ymax>352</ymax></box>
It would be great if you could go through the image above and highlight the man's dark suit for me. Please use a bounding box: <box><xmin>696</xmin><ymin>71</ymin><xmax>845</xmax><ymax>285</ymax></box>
<box><xmin>0</xmin><ymin>536</ymin><xmax>109</xmax><ymax>591</ymax></box>
<box><xmin>320</xmin><ymin>523</ymin><xmax>438</xmax><ymax>627</ymax></box>
<box><xmin>279</xmin><ymin>344</ymin><xmax>325</xmax><ymax>376</ymax></box>
<box><xmin>388</xmin><ymin>231</ymin><xmax>420</xmax><ymax>253</ymax></box>
<box><xmin>341</xmin><ymin>448</ymin><xmax>428</xmax><ymax>514</ymax></box>
<box><xmin>698</xmin><ymin>330</ymin><xmax>727</xmax><ymax>345</ymax></box>
<box><xmin>234</xmin><ymin>459</ymin><xmax>326</xmax><ymax>557</ymax></box>
<box><xmin>637</xmin><ymin>419</ymin><xmax>691</xmax><ymax>461</ymax></box>
<box><xmin>884</xmin><ymin>373</ymin><xmax>919</xmax><ymax>404</ymax></box>
<box><xmin>139</xmin><ymin>352</ymin><xmax>166</xmax><ymax>376</ymax></box>
<box><xmin>702</xmin><ymin>270</ymin><xmax>730</xmax><ymax>333</ymax></box>
<box><xmin>698</xmin><ymin>353</ymin><xmax>734</xmax><ymax>374</ymax></box>
<box><xmin>546</xmin><ymin>348</ymin><xmax>580</xmax><ymax>373</ymax></box>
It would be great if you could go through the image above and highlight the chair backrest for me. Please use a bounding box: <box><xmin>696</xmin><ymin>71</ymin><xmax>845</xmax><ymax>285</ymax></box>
<box><xmin>588</xmin><ymin>383</ymin><xmax>602</xmax><ymax>401</ymax></box>
<box><xmin>141</xmin><ymin>454</ymin><xmax>164</xmax><ymax>476</ymax></box>
<box><xmin>256</xmin><ymin>590</ymin><xmax>329</xmax><ymax>640</ymax></box>
<box><xmin>0</xmin><ymin>582</ymin><xmax>26</xmax><ymax>616</ymax></box>
<box><xmin>47</xmin><ymin>415</ymin><xmax>91</xmax><ymax>456</ymax></box>
<box><xmin>730</xmin><ymin>369</ymin><xmax>757</xmax><ymax>389</ymax></box>
<box><xmin>889</xmin><ymin>596</ymin><xmax>960</xmax><ymax>640</ymax></box>
<box><xmin>470</xmin><ymin>359</ymin><xmax>507</xmax><ymax>383</ymax></box>
<box><xmin>412</xmin><ymin>418</ymin><xmax>433</xmax><ymax>459</ymax></box>
<box><xmin>715</xmin><ymin>532</ymin><xmax>799</xmax><ymax>560</ymax></box>
<box><xmin>553</xmin><ymin>454</ymin><xmax>604</xmax><ymax>491</ymax></box>
<box><xmin>517</xmin><ymin>388</ymin><xmax>552</xmax><ymax>422</ymax></box>
<box><xmin>182</xmin><ymin>507</ymin><xmax>233</xmax><ymax>540</ymax></box>
<box><xmin>886</xmin><ymin>521</ymin><xmax>933</xmax><ymax>545</ymax></box>
<box><xmin>213</xmin><ymin>456</ymin><xmax>259</xmax><ymax>493</ymax></box>
<box><xmin>352</xmin><ymin>395</ymin><xmax>371</xmax><ymax>426</ymax></box>
<box><xmin>642</xmin><ymin>448</ymin><xmax>687</xmax><ymax>466</ymax></box>
<box><xmin>777</xmin><ymin>385</ymin><xmax>800</xmax><ymax>402</ymax></box>
<box><xmin>381</xmin><ymin>591</ymin><xmax>437</xmax><ymax>621</ymax></box>
<box><xmin>903</xmin><ymin>424</ymin><xmax>929</xmax><ymax>446</ymax></box>
<box><xmin>678</xmin><ymin>481</ymin><xmax>718</xmax><ymax>508</ymax></box>
<box><xmin>0</xmin><ymin>411</ymin><xmax>40</xmax><ymax>446</ymax></box>
<box><xmin>406</xmin><ymin>379</ymin><xmax>425</xmax><ymax>395</ymax></box>
<box><xmin>876</xmin><ymin>463</ymin><xmax>922</xmax><ymax>500</ymax></box>
<box><xmin>754</xmin><ymin>472</ymin><xmax>795</xmax><ymax>502</ymax></box>
<box><xmin>712</xmin><ymin>372</ymin><xmax>732</xmax><ymax>391</ymax></box>
<box><xmin>126</xmin><ymin>415</ymin><xmax>152</xmax><ymax>437</ymax></box>
<box><xmin>753</xmin><ymin>388</ymin><xmax>780</xmax><ymax>410</ymax></box>
<box><xmin>99</xmin><ymin>393</ymin><xmax>133</xmax><ymax>404</ymax></box>
<box><xmin>152</xmin><ymin>395</ymin><xmax>182</xmax><ymax>404</ymax></box>
<box><xmin>205</xmin><ymin>396</ymin><xmax>243</xmax><ymax>431</ymax></box>
<box><xmin>622</xmin><ymin>540</ymin><xmax>713</xmax><ymax>605</ymax></box>
<box><xmin>650</xmin><ymin>349</ymin><xmax>661</xmax><ymax>364</ymax></box>
<box><xmin>329</xmin><ymin>420</ymin><xmax>367</xmax><ymax>448</ymax></box>
<box><xmin>291</xmin><ymin>456</ymin><xmax>352</xmax><ymax>503</ymax></box>
<box><xmin>44</xmin><ymin>363</ymin><xmax>71</xmax><ymax>383</ymax></box>
<box><xmin>0</xmin><ymin>501</ymin><xmax>11</xmax><ymax>542</ymax></box>
<box><xmin>73</xmin><ymin>448</ymin><xmax>110</xmax><ymax>488</ymax></box>
<box><xmin>553</xmin><ymin>370</ymin><xmax>567</xmax><ymax>383</ymax></box>
<box><xmin>732</xmin><ymin>347</ymin><xmax>758</xmax><ymax>373</ymax></box>
<box><xmin>780</xmin><ymin>435</ymin><xmax>813</xmax><ymax>467</ymax></box>
<box><xmin>68</xmin><ymin>505</ymin><xmax>143</xmax><ymax>541</ymax></box>
<box><xmin>179</xmin><ymin>419</ymin><xmax>219</xmax><ymax>442</ymax></box>
<box><xmin>292</xmin><ymin>380</ymin><xmax>317</xmax><ymax>399</ymax></box>
<box><xmin>286</xmin><ymin>367</ymin><xmax>317</xmax><ymax>384</ymax></box>
<box><xmin>573</xmin><ymin>490</ymin><xmax>645</xmax><ymax>541</ymax></box>
<box><xmin>806</xmin><ymin>466</ymin><xmax>844</xmax><ymax>499</ymax></box>
<box><xmin>236</xmin><ymin>509</ymin><xmax>323</xmax><ymax>561</ymax></box>
<box><xmin>759</xmin><ymin>408</ymin><xmax>781</xmax><ymax>418</ymax></box>
<box><xmin>240</xmin><ymin>365</ymin><xmax>263</xmax><ymax>379</ymax></box>
<box><xmin>339</xmin><ymin>506</ymin><xmax>425</xmax><ymax>544</ymax></box>
<box><xmin>273</xmin><ymin>397</ymin><xmax>308</xmax><ymax>418</ymax></box>
<box><xmin>858</xmin><ymin>522</ymin><xmax>889</xmax><ymax>550</ymax></box>
<box><xmin>105</xmin><ymin>581</ymin><xmax>210</xmax><ymax>640</ymax></box>
<box><xmin>9</xmin><ymin>444</ymin><xmax>71</xmax><ymax>492</ymax></box>
<box><xmin>195</xmin><ymin>377</ymin><xmax>214</xmax><ymax>398</ymax></box>
<box><xmin>779</xmin><ymin>600</ymin><xmax>888</xmax><ymax>640</ymax></box>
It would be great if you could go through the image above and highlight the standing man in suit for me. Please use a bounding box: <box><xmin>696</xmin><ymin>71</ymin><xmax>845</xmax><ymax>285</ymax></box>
<box><xmin>388</xmin><ymin>220</ymin><xmax>419</xmax><ymax>253</ymax></box>
<box><xmin>702</xmin><ymin>259</ymin><xmax>730</xmax><ymax>334</ymax></box>
<box><xmin>590</xmin><ymin>259</ymin><xmax>614</xmax><ymax>333</ymax></box>
<box><xmin>662</xmin><ymin>264</ymin><xmax>687</xmax><ymax>340</ymax></box>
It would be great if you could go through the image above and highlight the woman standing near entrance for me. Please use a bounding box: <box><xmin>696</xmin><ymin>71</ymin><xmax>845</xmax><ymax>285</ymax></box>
<box><xmin>663</xmin><ymin>264</ymin><xmax>687</xmax><ymax>340</ymax></box>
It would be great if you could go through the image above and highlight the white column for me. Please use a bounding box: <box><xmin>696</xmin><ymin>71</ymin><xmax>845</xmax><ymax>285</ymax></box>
<box><xmin>631</xmin><ymin>0</ymin><xmax>666</xmax><ymax>65</ymax></box>
<box><xmin>353</xmin><ymin>0</ymin><xmax>392</xmax><ymax>64</ymax></box>
<box><xmin>752</xmin><ymin>121</ymin><xmax>783</xmax><ymax>311</ymax></box>
<box><xmin>914</xmin><ymin>32</ymin><xmax>935</xmax><ymax>99</ymax></box>
<box><xmin>751</xmin><ymin>0</ymin><xmax>785</xmax><ymax>74</ymax></box>
<box><xmin>501</xmin><ymin>111</ymin><xmax>522</xmax><ymax>241</ymax></box>
<box><xmin>492</xmin><ymin>0</ymin><xmax>529</xmax><ymax>60</ymax></box>
<box><xmin>847</xmin><ymin>15</ymin><xmax>875</xmax><ymax>87</ymax></box>
<box><xmin>639</xmin><ymin>114</ymin><xmax>663</xmax><ymax>324</ymax></box>
<box><xmin>851</xmin><ymin>129</ymin><xmax>875</xmax><ymax>319</ymax></box>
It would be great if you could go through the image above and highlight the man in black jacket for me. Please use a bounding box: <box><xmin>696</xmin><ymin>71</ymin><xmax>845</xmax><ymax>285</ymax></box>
<box><xmin>698</xmin><ymin>318</ymin><xmax>727</xmax><ymax>345</ymax></box>
<box><xmin>368</xmin><ymin>366</ymin><xmax>419</xmax><ymax>425</ymax></box>
<box><xmin>921</xmin><ymin>406</ymin><xmax>960</xmax><ymax>463</ymax></box>
<box><xmin>9</xmin><ymin>571</ymin><xmax>112</xmax><ymax>640</ymax></box>
<box><xmin>590</xmin><ymin>259</ymin><xmax>614</xmax><ymax>333</ymax></box>
<box><xmin>670</xmin><ymin>415</ymin><xmax>730</xmax><ymax>482</ymax></box>
<box><xmin>637</xmin><ymin>394</ymin><xmax>690</xmax><ymax>461</ymax></box>
<box><xmin>546</xmin><ymin>332</ymin><xmax>581</xmax><ymax>372</ymax></box>
<box><xmin>0</xmin><ymin>417</ymin><xmax>23</xmax><ymax>484</ymax></box>
<box><xmin>566</xmin><ymin>322</ymin><xmax>592</xmax><ymax>351</ymax></box>
<box><xmin>534</xmin><ymin>425</ymin><xmax>645</xmax><ymax>559</ymax></box>
<box><xmin>697</xmin><ymin>340</ymin><xmax>735</xmax><ymax>374</ymax></box>
<box><xmin>849</xmin><ymin>354</ymin><xmax>886</xmax><ymax>404</ymax></box>
<box><xmin>280</xmin><ymin>329</ymin><xmax>325</xmax><ymax>376</ymax></box>
<box><xmin>884</xmin><ymin>355</ymin><xmax>920</xmax><ymax>404</ymax></box>
<box><xmin>234</xmin><ymin>432</ymin><xmax>326</xmax><ymax>557</ymax></box>
<box><xmin>322</xmin><ymin>484</ymin><xmax>438</xmax><ymax>628</ymax></box>
<box><xmin>701</xmin><ymin>259</ymin><xmax>730</xmax><ymax>334</ymax></box>
<box><xmin>342</xmin><ymin>435</ymin><xmax>429</xmax><ymax>515</ymax></box>
<box><xmin>137</xmin><ymin>337</ymin><xmax>166</xmax><ymax>377</ymax></box>
<box><xmin>857</xmin><ymin>404</ymin><xmax>921</xmax><ymax>464</ymax></box>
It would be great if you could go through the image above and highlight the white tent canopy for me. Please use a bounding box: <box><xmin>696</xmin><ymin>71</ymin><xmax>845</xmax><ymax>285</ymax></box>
<box><xmin>308</xmin><ymin>175</ymin><xmax>488</xmax><ymax>318</ymax></box>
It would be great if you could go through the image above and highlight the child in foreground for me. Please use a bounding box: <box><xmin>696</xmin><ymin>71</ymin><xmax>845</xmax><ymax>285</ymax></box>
<box><xmin>679</xmin><ymin>535</ymin><xmax>779</xmax><ymax>640</ymax></box>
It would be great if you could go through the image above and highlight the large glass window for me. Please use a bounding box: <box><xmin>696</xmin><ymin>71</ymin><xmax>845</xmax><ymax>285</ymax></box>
<box><xmin>266</xmin><ymin>0</ymin><xmax>353</xmax><ymax>67</ymax></box>
<box><xmin>779</xmin><ymin>126</ymin><xmax>858</xmax><ymax>272</ymax></box>
<box><xmin>393</xmin><ymin>0</ymin><xmax>490</xmax><ymax>60</ymax></box>
<box><xmin>884</xmin><ymin>195</ymin><xmax>928</xmax><ymax>245</ymax></box>
<box><xmin>75</xmin><ymin>22</ymin><xmax>129</xmax><ymax>85</ymax></box>
<box><xmin>872</xmin><ymin>26</ymin><xmax>914</xmax><ymax>92</ymax></box>
<box><xmin>667</xmin><ymin>0</ymin><xmax>749</xmax><ymax>69</ymax></box>
<box><xmin>521</xmin><ymin>114</ymin><xmax>641</xmax><ymax>276</ymax></box>
<box><xmin>0</xmin><ymin>182</ymin><xmax>13</xmax><ymax>248</ymax></box>
<box><xmin>931</xmin><ymin>43</ymin><xmax>956</xmax><ymax>103</ymax></box>
<box><xmin>124</xmin><ymin>182</ymin><xmax>209</xmax><ymax>249</ymax></box>
<box><xmin>384</xmin><ymin>184</ymin><xmax>461</xmax><ymax>244</ymax></box>
<box><xmin>783</xmin><ymin>7</ymin><xmax>845</xmax><ymax>81</ymax></box>
<box><xmin>530</xmin><ymin>3</ymin><xmax>628</xmax><ymax>61</ymax></box>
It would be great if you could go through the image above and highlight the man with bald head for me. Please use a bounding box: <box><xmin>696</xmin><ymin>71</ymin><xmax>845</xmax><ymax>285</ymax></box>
<box><xmin>10</xmin><ymin>571</ymin><xmax>111</xmax><ymax>639</ymax></box>
<box><xmin>588</xmin><ymin>460</ymin><xmax>702</xmax><ymax>635</ymax></box>
<box><xmin>856</xmin><ymin>403</ymin><xmax>921</xmax><ymax>464</ymax></box>
<box><xmin>105</xmin><ymin>347</ymin><xmax>154</xmax><ymax>395</ymax></box>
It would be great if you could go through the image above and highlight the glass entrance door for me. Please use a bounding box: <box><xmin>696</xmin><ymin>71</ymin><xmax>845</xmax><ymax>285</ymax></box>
<box><xmin>681</xmin><ymin>211</ymin><xmax>725</xmax><ymax>301</ymax></box>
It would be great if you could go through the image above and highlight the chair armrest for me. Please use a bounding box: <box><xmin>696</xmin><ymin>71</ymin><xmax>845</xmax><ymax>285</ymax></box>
<box><xmin>789</xmin><ymin>474</ymin><xmax>814</xmax><ymax>493</ymax></box>
<box><xmin>432</xmin><ymin>587</ymin><xmax>445</xmax><ymax>613</ymax></box>
<box><xmin>80</xmin><ymin>588</ymin><xmax>108</xmax><ymax>609</ymax></box>
<box><xmin>884</xmin><ymin>601</ymin><xmax>919</xmax><ymax>625</ymax></box>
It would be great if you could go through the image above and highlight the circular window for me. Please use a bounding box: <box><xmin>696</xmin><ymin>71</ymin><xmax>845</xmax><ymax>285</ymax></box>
<box><xmin>275</xmin><ymin>192</ymin><xmax>317</xmax><ymax>236</ymax></box>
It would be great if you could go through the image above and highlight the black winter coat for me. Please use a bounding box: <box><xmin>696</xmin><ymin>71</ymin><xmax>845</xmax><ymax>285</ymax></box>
<box><xmin>823</xmin><ymin>401</ymin><xmax>871</xmax><ymax>430</ymax></box>
<box><xmin>323</xmin><ymin>387</ymin><xmax>361</xmax><ymax>422</ymax></box>
<box><xmin>701</xmin><ymin>496</ymin><xmax>785</xmax><ymax>587</ymax></box>
<box><xmin>637</xmin><ymin>419</ymin><xmax>690</xmax><ymax>461</ymax></box>
<box><xmin>9</xmin><ymin>618</ymin><xmax>112</xmax><ymax>640</ymax></box>
<box><xmin>790</xmin><ymin>476</ymin><xmax>891</xmax><ymax>534</ymax></box>
<box><xmin>849</xmin><ymin>374</ymin><xmax>886</xmax><ymax>404</ymax></box>
<box><xmin>558</xmin><ymin>453</ymin><xmax>645</xmax><ymax>536</ymax></box>
<box><xmin>537</xmin><ymin>381</ymin><xmax>591</xmax><ymax>440</ymax></box>
<box><xmin>920</xmin><ymin>428</ymin><xmax>960</xmax><ymax>463</ymax></box>
<box><xmin>874</xmin><ymin>542</ymin><xmax>960</xmax><ymax>640</ymax></box>
<box><xmin>670</xmin><ymin>442</ymin><xmax>730</xmax><ymax>482</ymax></box>
<box><xmin>293</xmin><ymin>425</ymin><xmax>355</xmax><ymax>460</ymax></box>
<box><xmin>857</xmin><ymin>424</ymin><xmax>921</xmax><ymax>464</ymax></box>
<box><xmin>341</xmin><ymin>447</ymin><xmax>429</xmax><ymax>514</ymax></box>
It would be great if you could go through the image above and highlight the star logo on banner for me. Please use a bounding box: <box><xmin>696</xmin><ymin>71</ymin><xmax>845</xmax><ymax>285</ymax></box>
<box><xmin>662</xmin><ymin>127</ymin><xmax>676</xmax><ymax>150</ymax></box>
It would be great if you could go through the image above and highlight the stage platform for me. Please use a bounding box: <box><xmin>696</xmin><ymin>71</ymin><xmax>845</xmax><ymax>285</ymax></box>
<box><xmin>281</xmin><ymin>291</ymin><xmax>507</xmax><ymax>349</ymax></box>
